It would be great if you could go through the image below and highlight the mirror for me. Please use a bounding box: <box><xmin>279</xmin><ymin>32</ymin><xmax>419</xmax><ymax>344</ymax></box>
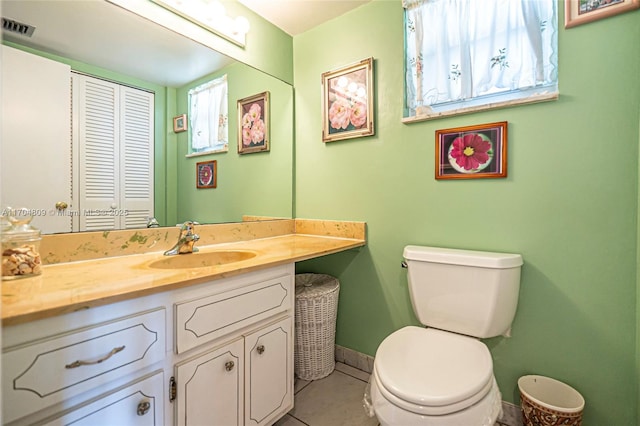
<box><xmin>1</xmin><ymin>0</ymin><xmax>294</xmax><ymax>234</ymax></box>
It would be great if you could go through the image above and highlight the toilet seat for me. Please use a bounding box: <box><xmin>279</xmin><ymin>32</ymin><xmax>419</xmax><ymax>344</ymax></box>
<box><xmin>373</xmin><ymin>326</ymin><xmax>494</xmax><ymax>415</ymax></box>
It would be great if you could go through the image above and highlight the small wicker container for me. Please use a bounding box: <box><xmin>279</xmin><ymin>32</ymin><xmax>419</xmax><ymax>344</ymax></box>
<box><xmin>294</xmin><ymin>273</ymin><xmax>340</xmax><ymax>380</ymax></box>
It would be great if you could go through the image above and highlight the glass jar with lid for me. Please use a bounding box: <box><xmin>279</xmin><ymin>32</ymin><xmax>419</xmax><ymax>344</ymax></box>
<box><xmin>1</xmin><ymin>208</ymin><xmax>42</xmax><ymax>279</ymax></box>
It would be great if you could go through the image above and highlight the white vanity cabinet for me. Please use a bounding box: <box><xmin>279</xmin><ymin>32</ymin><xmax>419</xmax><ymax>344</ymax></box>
<box><xmin>2</xmin><ymin>308</ymin><xmax>167</xmax><ymax>425</ymax></box>
<box><xmin>174</xmin><ymin>338</ymin><xmax>244</xmax><ymax>426</ymax></box>
<box><xmin>244</xmin><ymin>316</ymin><xmax>293</xmax><ymax>426</ymax></box>
<box><xmin>172</xmin><ymin>265</ymin><xmax>294</xmax><ymax>426</ymax></box>
<box><xmin>41</xmin><ymin>371</ymin><xmax>165</xmax><ymax>426</ymax></box>
<box><xmin>1</xmin><ymin>264</ymin><xmax>295</xmax><ymax>426</ymax></box>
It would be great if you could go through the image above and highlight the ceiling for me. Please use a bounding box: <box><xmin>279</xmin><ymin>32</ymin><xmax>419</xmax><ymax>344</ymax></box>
<box><xmin>238</xmin><ymin>0</ymin><xmax>371</xmax><ymax>36</ymax></box>
<box><xmin>1</xmin><ymin>0</ymin><xmax>234</xmax><ymax>87</ymax></box>
<box><xmin>0</xmin><ymin>0</ymin><xmax>370</xmax><ymax>87</ymax></box>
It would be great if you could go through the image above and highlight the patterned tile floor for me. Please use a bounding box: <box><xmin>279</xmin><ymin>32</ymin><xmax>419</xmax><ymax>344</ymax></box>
<box><xmin>273</xmin><ymin>362</ymin><xmax>515</xmax><ymax>426</ymax></box>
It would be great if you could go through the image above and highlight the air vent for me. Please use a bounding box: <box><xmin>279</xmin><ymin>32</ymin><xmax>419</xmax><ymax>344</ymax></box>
<box><xmin>1</xmin><ymin>17</ymin><xmax>36</xmax><ymax>37</ymax></box>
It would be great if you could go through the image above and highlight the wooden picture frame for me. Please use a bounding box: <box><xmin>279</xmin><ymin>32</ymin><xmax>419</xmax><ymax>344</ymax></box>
<box><xmin>565</xmin><ymin>0</ymin><xmax>639</xmax><ymax>28</ymax></box>
<box><xmin>321</xmin><ymin>57</ymin><xmax>374</xmax><ymax>143</ymax></box>
<box><xmin>173</xmin><ymin>114</ymin><xmax>187</xmax><ymax>133</ymax></box>
<box><xmin>238</xmin><ymin>91</ymin><xmax>270</xmax><ymax>154</ymax></box>
<box><xmin>435</xmin><ymin>121</ymin><xmax>507</xmax><ymax>180</ymax></box>
<box><xmin>196</xmin><ymin>160</ymin><xmax>217</xmax><ymax>188</ymax></box>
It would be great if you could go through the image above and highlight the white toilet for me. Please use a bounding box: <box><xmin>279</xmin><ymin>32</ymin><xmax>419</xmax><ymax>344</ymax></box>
<box><xmin>370</xmin><ymin>245</ymin><xmax>523</xmax><ymax>426</ymax></box>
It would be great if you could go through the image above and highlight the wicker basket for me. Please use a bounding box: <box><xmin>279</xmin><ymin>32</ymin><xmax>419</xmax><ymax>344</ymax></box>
<box><xmin>294</xmin><ymin>273</ymin><xmax>340</xmax><ymax>380</ymax></box>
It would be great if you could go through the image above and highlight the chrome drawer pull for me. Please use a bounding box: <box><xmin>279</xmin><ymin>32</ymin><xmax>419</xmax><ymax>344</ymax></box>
<box><xmin>257</xmin><ymin>344</ymin><xmax>265</xmax><ymax>355</ymax></box>
<box><xmin>225</xmin><ymin>360</ymin><xmax>235</xmax><ymax>371</ymax></box>
<box><xmin>137</xmin><ymin>401</ymin><xmax>151</xmax><ymax>416</ymax></box>
<box><xmin>65</xmin><ymin>345</ymin><xmax>126</xmax><ymax>369</ymax></box>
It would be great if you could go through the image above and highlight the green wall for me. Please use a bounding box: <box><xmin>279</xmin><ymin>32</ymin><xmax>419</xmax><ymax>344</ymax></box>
<box><xmin>174</xmin><ymin>62</ymin><xmax>294</xmax><ymax>224</ymax></box>
<box><xmin>293</xmin><ymin>1</ymin><xmax>640</xmax><ymax>424</ymax></box>
<box><xmin>218</xmin><ymin>1</ymin><xmax>294</xmax><ymax>85</ymax></box>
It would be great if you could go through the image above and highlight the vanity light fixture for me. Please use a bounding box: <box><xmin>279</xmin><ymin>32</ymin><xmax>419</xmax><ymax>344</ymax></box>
<box><xmin>150</xmin><ymin>0</ymin><xmax>250</xmax><ymax>47</ymax></box>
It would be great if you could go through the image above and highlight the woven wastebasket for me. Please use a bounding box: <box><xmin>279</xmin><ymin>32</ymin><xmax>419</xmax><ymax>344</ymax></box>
<box><xmin>294</xmin><ymin>273</ymin><xmax>340</xmax><ymax>380</ymax></box>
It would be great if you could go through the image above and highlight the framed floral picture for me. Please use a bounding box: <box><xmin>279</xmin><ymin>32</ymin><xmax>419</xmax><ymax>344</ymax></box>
<box><xmin>238</xmin><ymin>91</ymin><xmax>269</xmax><ymax>154</ymax></box>
<box><xmin>565</xmin><ymin>0</ymin><xmax>639</xmax><ymax>28</ymax></box>
<box><xmin>435</xmin><ymin>121</ymin><xmax>507</xmax><ymax>180</ymax></box>
<box><xmin>196</xmin><ymin>160</ymin><xmax>217</xmax><ymax>188</ymax></box>
<box><xmin>321</xmin><ymin>57</ymin><xmax>374</xmax><ymax>143</ymax></box>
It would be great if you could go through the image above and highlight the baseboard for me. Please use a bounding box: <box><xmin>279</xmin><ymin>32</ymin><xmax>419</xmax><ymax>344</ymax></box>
<box><xmin>335</xmin><ymin>344</ymin><xmax>374</xmax><ymax>373</ymax></box>
<box><xmin>499</xmin><ymin>400</ymin><xmax>522</xmax><ymax>426</ymax></box>
<box><xmin>335</xmin><ymin>344</ymin><xmax>523</xmax><ymax>426</ymax></box>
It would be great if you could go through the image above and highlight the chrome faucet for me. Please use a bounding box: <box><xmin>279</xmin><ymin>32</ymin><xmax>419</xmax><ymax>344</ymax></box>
<box><xmin>164</xmin><ymin>221</ymin><xmax>200</xmax><ymax>255</ymax></box>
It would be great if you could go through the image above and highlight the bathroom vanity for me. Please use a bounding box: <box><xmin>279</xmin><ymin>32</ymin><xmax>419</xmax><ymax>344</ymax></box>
<box><xmin>1</xmin><ymin>219</ymin><xmax>365</xmax><ymax>425</ymax></box>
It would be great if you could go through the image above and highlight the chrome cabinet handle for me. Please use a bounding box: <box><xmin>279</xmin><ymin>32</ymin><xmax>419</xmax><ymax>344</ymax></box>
<box><xmin>257</xmin><ymin>344</ymin><xmax>265</xmax><ymax>355</ymax></box>
<box><xmin>65</xmin><ymin>345</ymin><xmax>125</xmax><ymax>369</ymax></box>
<box><xmin>137</xmin><ymin>401</ymin><xmax>151</xmax><ymax>416</ymax></box>
<box><xmin>225</xmin><ymin>360</ymin><xmax>235</xmax><ymax>371</ymax></box>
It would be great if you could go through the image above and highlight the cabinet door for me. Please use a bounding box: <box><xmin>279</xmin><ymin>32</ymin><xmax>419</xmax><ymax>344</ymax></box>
<box><xmin>244</xmin><ymin>316</ymin><xmax>293</xmax><ymax>426</ymax></box>
<box><xmin>43</xmin><ymin>371</ymin><xmax>164</xmax><ymax>426</ymax></box>
<box><xmin>1</xmin><ymin>45</ymin><xmax>72</xmax><ymax>234</ymax></box>
<box><xmin>174</xmin><ymin>338</ymin><xmax>243</xmax><ymax>426</ymax></box>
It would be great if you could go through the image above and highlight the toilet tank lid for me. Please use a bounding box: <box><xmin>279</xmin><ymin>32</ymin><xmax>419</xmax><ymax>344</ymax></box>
<box><xmin>403</xmin><ymin>245</ymin><xmax>523</xmax><ymax>268</ymax></box>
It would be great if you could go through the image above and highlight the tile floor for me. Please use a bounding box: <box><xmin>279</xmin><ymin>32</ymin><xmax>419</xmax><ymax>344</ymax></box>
<box><xmin>274</xmin><ymin>362</ymin><xmax>378</xmax><ymax>426</ymax></box>
<box><xmin>274</xmin><ymin>362</ymin><xmax>515</xmax><ymax>426</ymax></box>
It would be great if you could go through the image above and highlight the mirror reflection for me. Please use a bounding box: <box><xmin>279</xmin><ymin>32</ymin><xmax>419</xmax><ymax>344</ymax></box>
<box><xmin>1</xmin><ymin>0</ymin><xmax>293</xmax><ymax>235</ymax></box>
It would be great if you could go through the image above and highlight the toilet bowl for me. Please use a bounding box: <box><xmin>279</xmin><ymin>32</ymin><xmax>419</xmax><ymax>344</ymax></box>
<box><xmin>370</xmin><ymin>327</ymin><xmax>502</xmax><ymax>426</ymax></box>
<box><xmin>369</xmin><ymin>246</ymin><xmax>523</xmax><ymax>426</ymax></box>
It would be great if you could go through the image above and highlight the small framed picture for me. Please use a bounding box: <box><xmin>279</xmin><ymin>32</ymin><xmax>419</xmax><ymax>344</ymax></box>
<box><xmin>565</xmin><ymin>0</ymin><xmax>639</xmax><ymax>28</ymax></box>
<box><xmin>173</xmin><ymin>114</ymin><xmax>188</xmax><ymax>133</ymax></box>
<box><xmin>238</xmin><ymin>91</ymin><xmax>270</xmax><ymax>154</ymax></box>
<box><xmin>435</xmin><ymin>121</ymin><xmax>507</xmax><ymax>180</ymax></box>
<box><xmin>322</xmin><ymin>57</ymin><xmax>374</xmax><ymax>143</ymax></box>
<box><xmin>196</xmin><ymin>160</ymin><xmax>217</xmax><ymax>188</ymax></box>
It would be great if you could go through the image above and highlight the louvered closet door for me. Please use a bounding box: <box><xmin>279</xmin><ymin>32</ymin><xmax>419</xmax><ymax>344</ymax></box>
<box><xmin>120</xmin><ymin>87</ymin><xmax>154</xmax><ymax>229</ymax></box>
<box><xmin>74</xmin><ymin>74</ymin><xmax>154</xmax><ymax>231</ymax></box>
<box><xmin>75</xmin><ymin>75</ymin><xmax>120</xmax><ymax>231</ymax></box>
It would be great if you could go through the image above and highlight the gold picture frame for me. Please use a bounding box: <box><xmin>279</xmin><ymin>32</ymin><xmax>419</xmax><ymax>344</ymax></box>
<box><xmin>565</xmin><ymin>0</ymin><xmax>639</xmax><ymax>28</ymax></box>
<box><xmin>196</xmin><ymin>160</ymin><xmax>217</xmax><ymax>188</ymax></box>
<box><xmin>435</xmin><ymin>121</ymin><xmax>508</xmax><ymax>180</ymax></box>
<box><xmin>321</xmin><ymin>57</ymin><xmax>374</xmax><ymax>143</ymax></box>
<box><xmin>173</xmin><ymin>113</ymin><xmax>187</xmax><ymax>133</ymax></box>
<box><xmin>237</xmin><ymin>91</ymin><xmax>270</xmax><ymax>154</ymax></box>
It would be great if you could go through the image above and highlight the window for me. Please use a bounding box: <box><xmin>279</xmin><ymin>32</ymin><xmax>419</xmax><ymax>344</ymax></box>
<box><xmin>188</xmin><ymin>74</ymin><xmax>228</xmax><ymax>155</ymax></box>
<box><xmin>403</xmin><ymin>0</ymin><xmax>558</xmax><ymax>120</ymax></box>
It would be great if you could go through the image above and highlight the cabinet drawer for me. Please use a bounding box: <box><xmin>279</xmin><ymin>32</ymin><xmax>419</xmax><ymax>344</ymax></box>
<box><xmin>175</xmin><ymin>275</ymin><xmax>292</xmax><ymax>353</ymax></box>
<box><xmin>2</xmin><ymin>308</ymin><xmax>166</xmax><ymax>424</ymax></box>
<box><xmin>42</xmin><ymin>370</ymin><xmax>164</xmax><ymax>426</ymax></box>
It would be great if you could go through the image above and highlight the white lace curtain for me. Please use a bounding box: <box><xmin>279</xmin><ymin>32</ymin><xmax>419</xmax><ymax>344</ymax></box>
<box><xmin>189</xmin><ymin>74</ymin><xmax>228</xmax><ymax>153</ymax></box>
<box><xmin>404</xmin><ymin>0</ymin><xmax>557</xmax><ymax>114</ymax></box>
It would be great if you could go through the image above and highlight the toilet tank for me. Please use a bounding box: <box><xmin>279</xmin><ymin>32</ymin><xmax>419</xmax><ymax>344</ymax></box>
<box><xmin>403</xmin><ymin>245</ymin><xmax>523</xmax><ymax>338</ymax></box>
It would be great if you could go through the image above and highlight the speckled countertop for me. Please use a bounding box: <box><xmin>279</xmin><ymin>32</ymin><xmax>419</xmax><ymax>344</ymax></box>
<box><xmin>2</xmin><ymin>219</ymin><xmax>366</xmax><ymax>325</ymax></box>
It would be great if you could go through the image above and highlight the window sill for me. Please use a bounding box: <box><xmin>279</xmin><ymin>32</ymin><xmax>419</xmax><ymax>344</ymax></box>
<box><xmin>185</xmin><ymin>146</ymin><xmax>229</xmax><ymax>158</ymax></box>
<box><xmin>401</xmin><ymin>92</ymin><xmax>559</xmax><ymax>124</ymax></box>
